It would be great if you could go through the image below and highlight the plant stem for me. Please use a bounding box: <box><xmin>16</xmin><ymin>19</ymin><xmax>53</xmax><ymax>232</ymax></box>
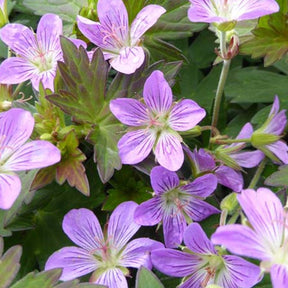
<box><xmin>210</xmin><ymin>31</ymin><xmax>231</xmax><ymax>133</ymax></box>
<box><xmin>210</xmin><ymin>137</ymin><xmax>251</xmax><ymax>145</ymax></box>
<box><xmin>248</xmin><ymin>158</ymin><xmax>267</xmax><ymax>189</ymax></box>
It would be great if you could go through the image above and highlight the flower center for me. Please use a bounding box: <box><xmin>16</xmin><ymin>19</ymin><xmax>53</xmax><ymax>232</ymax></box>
<box><xmin>101</xmin><ymin>24</ymin><xmax>127</xmax><ymax>48</ymax></box>
<box><xmin>31</xmin><ymin>49</ymin><xmax>58</xmax><ymax>73</ymax></box>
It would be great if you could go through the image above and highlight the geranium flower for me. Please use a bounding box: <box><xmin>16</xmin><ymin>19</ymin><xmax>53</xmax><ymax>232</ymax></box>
<box><xmin>45</xmin><ymin>202</ymin><xmax>163</xmax><ymax>288</ymax></box>
<box><xmin>109</xmin><ymin>70</ymin><xmax>206</xmax><ymax>171</ymax></box>
<box><xmin>251</xmin><ymin>95</ymin><xmax>288</xmax><ymax>164</ymax></box>
<box><xmin>0</xmin><ymin>13</ymin><xmax>85</xmax><ymax>91</ymax></box>
<box><xmin>0</xmin><ymin>108</ymin><xmax>61</xmax><ymax>209</ymax></box>
<box><xmin>134</xmin><ymin>166</ymin><xmax>219</xmax><ymax>248</ymax></box>
<box><xmin>77</xmin><ymin>0</ymin><xmax>166</xmax><ymax>74</ymax></box>
<box><xmin>152</xmin><ymin>223</ymin><xmax>261</xmax><ymax>288</ymax></box>
<box><xmin>188</xmin><ymin>0</ymin><xmax>279</xmax><ymax>24</ymax></box>
<box><xmin>212</xmin><ymin>188</ymin><xmax>288</xmax><ymax>288</ymax></box>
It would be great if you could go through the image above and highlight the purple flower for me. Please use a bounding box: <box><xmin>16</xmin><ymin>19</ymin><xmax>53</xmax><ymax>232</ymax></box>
<box><xmin>188</xmin><ymin>0</ymin><xmax>279</xmax><ymax>24</ymax></box>
<box><xmin>134</xmin><ymin>166</ymin><xmax>219</xmax><ymax>248</ymax></box>
<box><xmin>0</xmin><ymin>108</ymin><xmax>61</xmax><ymax>209</ymax></box>
<box><xmin>109</xmin><ymin>70</ymin><xmax>206</xmax><ymax>171</ymax></box>
<box><xmin>152</xmin><ymin>223</ymin><xmax>261</xmax><ymax>288</ymax></box>
<box><xmin>185</xmin><ymin>147</ymin><xmax>244</xmax><ymax>192</ymax></box>
<box><xmin>45</xmin><ymin>202</ymin><xmax>163</xmax><ymax>288</ymax></box>
<box><xmin>211</xmin><ymin>188</ymin><xmax>288</xmax><ymax>288</ymax></box>
<box><xmin>77</xmin><ymin>0</ymin><xmax>165</xmax><ymax>74</ymax></box>
<box><xmin>215</xmin><ymin>123</ymin><xmax>264</xmax><ymax>170</ymax></box>
<box><xmin>0</xmin><ymin>14</ymin><xmax>86</xmax><ymax>91</ymax></box>
<box><xmin>251</xmin><ymin>96</ymin><xmax>288</xmax><ymax>164</ymax></box>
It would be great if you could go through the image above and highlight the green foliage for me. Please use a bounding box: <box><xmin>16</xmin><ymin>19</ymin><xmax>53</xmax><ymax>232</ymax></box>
<box><xmin>240</xmin><ymin>0</ymin><xmax>288</xmax><ymax>66</ymax></box>
<box><xmin>136</xmin><ymin>267</ymin><xmax>164</xmax><ymax>288</ymax></box>
<box><xmin>265</xmin><ymin>165</ymin><xmax>288</xmax><ymax>187</ymax></box>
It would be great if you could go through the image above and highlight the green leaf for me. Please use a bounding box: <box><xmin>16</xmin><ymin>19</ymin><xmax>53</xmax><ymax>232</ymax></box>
<box><xmin>47</xmin><ymin>38</ymin><xmax>108</xmax><ymax>124</ymax></box>
<box><xmin>240</xmin><ymin>12</ymin><xmax>288</xmax><ymax>66</ymax></box>
<box><xmin>225</xmin><ymin>67</ymin><xmax>288</xmax><ymax>105</ymax></box>
<box><xmin>0</xmin><ymin>245</ymin><xmax>22</xmax><ymax>288</ymax></box>
<box><xmin>265</xmin><ymin>165</ymin><xmax>288</xmax><ymax>187</ymax></box>
<box><xmin>136</xmin><ymin>267</ymin><xmax>164</xmax><ymax>288</ymax></box>
<box><xmin>22</xmin><ymin>0</ymin><xmax>86</xmax><ymax>34</ymax></box>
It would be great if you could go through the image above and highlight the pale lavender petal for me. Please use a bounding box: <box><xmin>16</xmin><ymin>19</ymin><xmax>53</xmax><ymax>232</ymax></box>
<box><xmin>217</xmin><ymin>255</ymin><xmax>261</xmax><ymax>288</ymax></box>
<box><xmin>95</xmin><ymin>268</ymin><xmax>127</xmax><ymax>288</ymax></box>
<box><xmin>150</xmin><ymin>166</ymin><xmax>179</xmax><ymax>194</ymax></box>
<box><xmin>183</xmin><ymin>198</ymin><xmax>220</xmax><ymax>222</ymax></box>
<box><xmin>265</xmin><ymin>110</ymin><xmax>287</xmax><ymax>135</ymax></box>
<box><xmin>230</xmin><ymin>150</ymin><xmax>265</xmax><ymax>168</ymax></box>
<box><xmin>215</xmin><ymin>166</ymin><xmax>243</xmax><ymax>192</ymax></box>
<box><xmin>0</xmin><ymin>173</ymin><xmax>21</xmax><ymax>210</ymax></box>
<box><xmin>163</xmin><ymin>208</ymin><xmax>187</xmax><ymax>248</ymax></box>
<box><xmin>130</xmin><ymin>5</ymin><xmax>166</xmax><ymax>45</ymax></box>
<box><xmin>109</xmin><ymin>46</ymin><xmax>145</xmax><ymax>74</ymax></box>
<box><xmin>0</xmin><ymin>58</ymin><xmax>37</xmax><ymax>85</ymax></box>
<box><xmin>269</xmin><ymin>95</ymin><xmax>280</xmax><ymax>117</ymax></box>
<box><xmin>3</xmin><ymin>140</ymin><xmax>61</xmax><ymax>171</ymax></box>
<box><xmin>266</xmin><ymin>141</ymin><xmax>288</xmax><ymax>164</ymax></box>
<box><xmin>178</xmin><ymin>270</ymin><xmax>207</xmax><ymax>288</ymax></box>
<box><xmin>62</xmin><ymin>208</ymin><xmax>104</xmax><ymax>252</ymax></box>
<box><xmin>117</xmin><ymin>129</ymin><xmax>156</xmax><ymax>165</ymax></box>
<box><xmin>181</xmin><ymin>173</ymin><xmax>217</xmax><ymax>197</ymax></box>
<box><xmin>108</xmin><ymin>201</ymin><xmax>140</xmax><ymax>250</ymax></box>
<box><xmin>45</xmin><ymin>246</ymin><xmax>98</xmax><ymax>281</ymax></box>
<box><xmin>271</xmin><ymin>264</ymin><xmax>288</xmax><ymax>288</ymax></box>
<box><xmin>97</xmin><ymin>0</ymin><xmax>129</xmax><ymax>44</ymax></box>
<box><xmin>0</xmin><ymin>23</ymin><xmax>38</xmax><ymax>58</ymax></box>
<box><xmin>211</xmin><ymin>224</ymin><xmax>273</xmax><ymax>260</ymax></box>
<box><xmin>0</xmin><ymin>108</ymin><xmax>34</xmax><ymax>161</ymax></box>
<box><xmin>184</xmin><ymin>223</ymin><xmax>216</xmax><ymax>255</ymax></box>
<box><xmin>236</xmin><ymin>122</ymin><xmax>254</xmax><ymax>139</ymax></box>
<box><xmin>109</xmin><ymin>98</ymin><xmax>149</xmax><ymax>126</ymax></box>
<box><xmin>169</xmin><ymin>99</ymin><xmax>206</xmax><ymax>131</ymax></box>
<box><xmin>143</xmin><ymin>70</ymin><xmax>172</xmax><ymax>113</ymax></box>
<box><xmin>30</xmin><ymin>69</ymin><xmax>57</xmax><ymax>91</ymax></box>
<box><xmin>154</xmin><ymin>132</ymin><xmax>183</xmax><ymax>171</ymax></box>
<box><xmin>120</xmin><ymin>238</ymin><xmax>163</xmax><ymax>269</ymax></box>
<box><xmin>134</xmin><ymin>197</ymin><xmax>163</xmax><ymax>225</ymax></box>
<box><xmin>237</xmin><ymin>188</ymin><xmax>284</xmax><ymax>255</ymax></box>
<box><xmin>152</xmin><ymin>249</ymin><xmax>200</xmax><ymax>277</ymax></box>
<box><xmin>36</xmin><ymin>14</ymin><xmax>62</xmax><ymax>52</ymax></box>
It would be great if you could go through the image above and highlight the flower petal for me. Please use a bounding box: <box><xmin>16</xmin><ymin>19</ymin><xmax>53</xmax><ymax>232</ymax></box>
<box><xmin>0</xmin><ymin>108</ymin><xmax>34</xmax><ymax>162</ymax></box>
<box><xmin>0</xmin><ymin>173</ymin><xmax>21</xmax><ymax>210</ymax></box>
<box><xmin>266</xmin><ymin>141</ymin><xmax>288</xmax><ymax>164</ymax></box>
<box><xmin>184</xmin><ymin>223</ymin><xmax>216</xmax><ymax>255</ymax></box>
<box><xmin>169</xmin><ymin>99</ymin><xmax>206</xmax><ymax>131</ymax></box>
<box><xmin>183</xmin><ymin>198</ymin><xmax>220</xmax><ymax>222</ymax></box>
<box><xmin>108</xmin><ymin>201</ymin><xmax>140</xmax><ymax>250</ymax></box>
<box><xmin>150</xmin><ymin>165</ymin><xmax>179</xmax><ymax>194</ymax></box>
<box><xmin>120</xmin><ymin>238</ymin><xmax>163</xmax><ymax>269</ymax></box>
<box><xmin>94</xmin><ymin>268</ymin><xmax>127</xmax><ymax>288</ymax></box>
<box><xmin>181</xmin><ymin>173</ymin><xmax>217</xmax><ymax>197</ymax></box>
<box><xmin>109</xmin><ymin>46</ymin><xmax>145</xmax><ymax>74</ymax></box>
<box><xmin>130</xmin><ymin>5</ymin><xmax>166</xmax><ymax>45</ymax></box>
<box><xmin>36</xmin><ymin>13</ymin><xmax>62</xmax><ymax>52</ymax></box>
<box><xmin>97</xmin><ymin>0</ymin><xmax>129</xmax><ymax>44</ymax></box>
<box><xmin>270</xmin><ymin>264</ymin><xmax>288</xmax><ymax>288</ymax></box>
<box><xmin>215</xmin><ymin>165</ymin><xmax>243</xmax><ymax>192</ymax></box>
<box><xmin>109</xmin><ymin>98</ymin><xmax>149</xmax><ymax>126</ymax></box>
<box><xmin>163</xmin><ymin>208</ymin><xmax>187</xmax><ymax>248</ymax></box>
<box><xmin>151</xmin><ymin>248</ymin><xmax>201</xmax><ymax>277</ymax></box>
<box><xmin>217</xmin><ymin>255</ymin><xmax>261</xmax><ymax>288</ymax></box>
<box><xmin>265</xmin><ymin>110</ymin><xmax>287</xmax><ymax>135</ymax></box>
<box><xmin>154</xmin><ymin>132</ymin><xmax>183</xmax><ymax>171</ymax></box>
<box><xmin>45</xmin><ymin>246</ymin><xmax>98</xmax><ymax>281</ymax></box>
<box><xmin>211</xmin><ymin>224</ymin><xmax>273</xmax><ymax>260</ymax></box>
<box><xmin>0</xmin><ymin>23</ymin><xmax>38</xmax><ymax>58</ymax></box>
<box><xmin>0</xmin><ymin>57</ymin><xmax>37</xmax><ymax>85</ymax></box>
<box><xmin>237</xmin><ymin>188</ymin><xmax>285</xmax><ymax>256</ymax></box>
<box><xmin>230</xmin><ymin>150</ymin><xmax>265</xmax><ymax>168</ymax></box>
<box><xmin>117</xmin><ymin>129</ymin><xmax>155</xmax><ymax>165</ymax></box>
<box><xmin>62</xmin><ymin>208</ymin><xmax>104</xmax><ymax>252</ymax></box>
<box><xmin>3</xmin><ymin>140</ymin><xmax>61</xmax><ymax>171</ymax></box>
<box><xmin>143</xmin><ymin>70</ymin><xmax>172</xmax><ymax>113</ymax></box>
<box><xmin>134</xmin><ymin>197</ymin><xmax>163</xmax><ymax>225</ymax></box>
<box><xmin>30</xmin><ymin>69</ymin><xmax>57</xmax><ymax>91</ymax></box>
